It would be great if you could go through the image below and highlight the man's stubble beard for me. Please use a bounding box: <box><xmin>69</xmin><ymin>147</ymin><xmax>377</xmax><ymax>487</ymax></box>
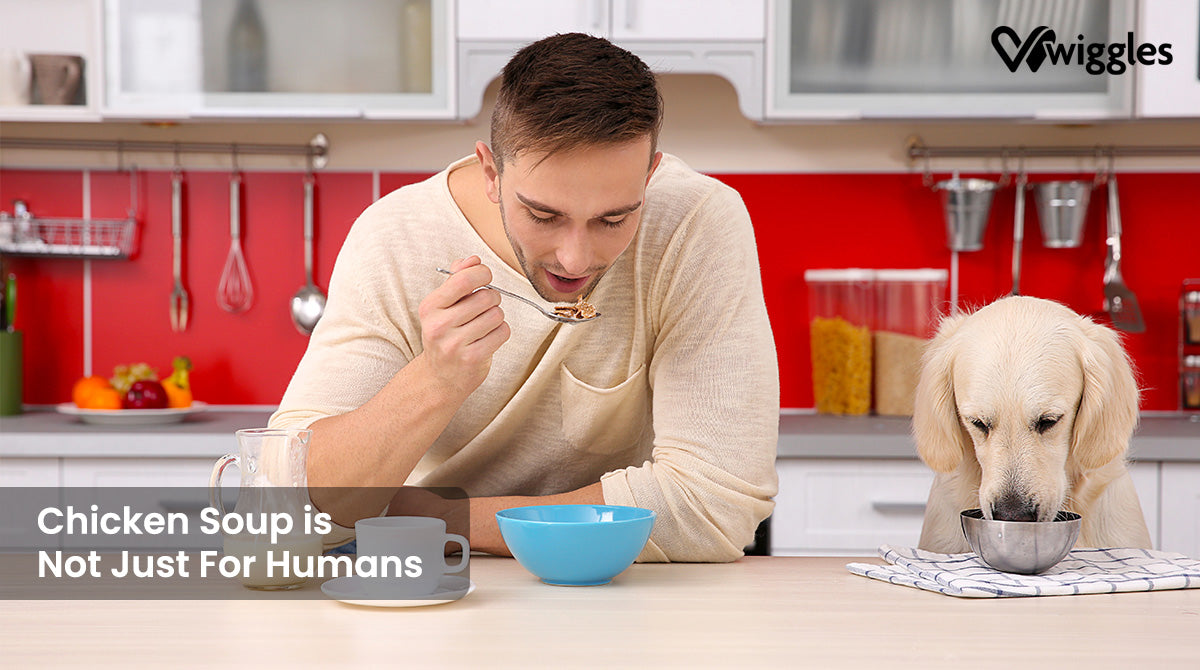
<box><xmin>497</xmin><ymin>186</ymin><xmax>606</xmax><ymax>303</ymax></box>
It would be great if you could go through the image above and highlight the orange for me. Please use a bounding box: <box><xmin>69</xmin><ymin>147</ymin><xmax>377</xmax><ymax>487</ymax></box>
<box><xmin>82</xmin><ymin>387</ymin><xmax>122</xmax><ymax>410</ymax></box>
<box><xmin>73</xmin><ymin>375</ymin><xmax>113</xmax><ymax>408</ymax></box>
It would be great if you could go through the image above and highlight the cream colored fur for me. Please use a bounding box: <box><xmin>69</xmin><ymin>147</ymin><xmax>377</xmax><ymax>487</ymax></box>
<box><xmin>913</xmin><ymin>296</ymin><xmax>1152</xmax><ymax>553</ymax></box>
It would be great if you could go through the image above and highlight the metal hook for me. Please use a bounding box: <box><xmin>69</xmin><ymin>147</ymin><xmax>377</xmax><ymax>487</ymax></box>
<box><xmin>1092</xmin><ymin>145</ymin><xmax>1108</xmax><ymax>186</ymax></box>
<box><xmin>1107</xmin><ymin>146</ymin><xmax>1116</xmax><ymax>181</ymax></box>
<box><xmin>231</xmin><ymin>143</ymin><xmax>241</xmax><ymax>179</ymax></box>
<box><xmin>172</xmin><ymin>142</ymin><xmax>182</xmax><ymax>179</ymax></box>
<box><xmin>998</xmin><ymin>148</ymin><xmax>1011</xmax><ymax>188</ymax></box>
<box><xmin>116</xmin><ymin>139</ymin><xmax>124</xmax><ymax>172</ymax></box>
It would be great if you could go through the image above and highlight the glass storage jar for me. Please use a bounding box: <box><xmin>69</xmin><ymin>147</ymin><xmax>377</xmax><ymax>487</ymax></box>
<box><xmin>873</xmin><ymin>269</ymin><xmax>948</xmax><ymax>416</ymax></box>
<box><xmin>805</xmin><ymin>269</ymin><xmax>874</xmax><ymax>415</ymax></box>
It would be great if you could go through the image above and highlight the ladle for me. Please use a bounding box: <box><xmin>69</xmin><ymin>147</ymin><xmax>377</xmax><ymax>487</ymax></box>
<box><xmin>291</xmin><ymin>176</ymin><xmax>326</xmax><ymax>335</ymax></box>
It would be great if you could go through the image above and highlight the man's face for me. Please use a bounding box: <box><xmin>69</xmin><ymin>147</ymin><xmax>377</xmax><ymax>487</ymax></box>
<box><xmin>482</xmin><ymin>138</ymin><xmax>661</xmax><ymax>303</ymax></box>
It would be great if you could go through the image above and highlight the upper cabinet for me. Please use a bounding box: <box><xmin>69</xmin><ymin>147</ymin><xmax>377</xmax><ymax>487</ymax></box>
<box><xmin>456</xmin><ymin>0</ymin><xmax>767</xmax><ymax>119</ymax></box>
<box><xmin>0</xmin><ymin>0</ymin><xmax>104</xmax><ymax>121</ymax></box>
<box><xmin>766</xmin><ymin>0</ymin><xmax>1137</xmax><ymax>120</ymax></box>
<box><xmin>102</xmin><ymin>0</ymin><xmax>453</xmax><ymax>120</ymax></box>
<box><xmin>1135</xmin><ymin>0</ymin><xmax>1200</xmax><ymax>117</ymax></box>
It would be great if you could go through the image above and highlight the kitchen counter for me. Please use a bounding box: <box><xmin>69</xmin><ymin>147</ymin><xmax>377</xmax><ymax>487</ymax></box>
<box><xmin>1</xmin><ymin>555</ymin><xmax>1198</xmax><ymax>668</ymax></box>
<box><xmin>2</xmin><ymin>407</ymin><xmax>1198</xmax><ymax>460</ymax></box>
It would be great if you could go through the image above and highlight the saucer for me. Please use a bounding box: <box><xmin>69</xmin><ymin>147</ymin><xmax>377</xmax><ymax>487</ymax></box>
<box><xmin>321</xmin><ymin>575</ymin><xmax>475</xmax><ymax>608</ymax></box>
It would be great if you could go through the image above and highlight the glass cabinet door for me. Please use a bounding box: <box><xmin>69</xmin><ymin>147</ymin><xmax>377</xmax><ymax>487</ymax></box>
<box><xmin>104</xmin><ymin>0</ymin><xmax>451</xmax><ymax>119</ymax></box>
<box><xmin>768</xmin><ymin>0</ymin><xmax>1135</xmax><ymax>119</ymax></box>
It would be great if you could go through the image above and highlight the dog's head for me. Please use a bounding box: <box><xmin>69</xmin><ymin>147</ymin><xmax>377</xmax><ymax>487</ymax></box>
<box><xmin>912</xmin><ymin>296</ymin><xmax>1139</xmax><ymax>522</ymax></box>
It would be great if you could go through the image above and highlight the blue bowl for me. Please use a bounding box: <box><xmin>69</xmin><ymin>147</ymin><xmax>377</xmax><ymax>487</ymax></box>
<box><xmin>496</xmin><ymin>504</ymin><xmax>656</xmax><ymax>586</ymax></box>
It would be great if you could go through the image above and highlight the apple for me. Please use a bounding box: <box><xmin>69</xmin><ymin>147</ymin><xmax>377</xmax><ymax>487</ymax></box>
<box><xmin>123</xmin><ymin>380</ymin><xmax>169</xmax><ymax>410</ymax></box>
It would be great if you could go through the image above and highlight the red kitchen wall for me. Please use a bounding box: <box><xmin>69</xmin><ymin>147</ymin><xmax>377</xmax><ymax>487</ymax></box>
<box><xmin>2</xmin><ymin>168</ymin><xmax>1196</xmax><ymax>410</ymax></box>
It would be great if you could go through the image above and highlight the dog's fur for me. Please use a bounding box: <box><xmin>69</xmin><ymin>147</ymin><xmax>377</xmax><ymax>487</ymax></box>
<box><xmin>913</xmin><ymin>296</ymin><xmax>1152</xmax><ymax>553</ymax></box>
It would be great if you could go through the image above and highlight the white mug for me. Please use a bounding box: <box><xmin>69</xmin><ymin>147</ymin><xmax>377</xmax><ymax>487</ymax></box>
<box><xmin>0</xmin><ymin>50</ymin><xmax>32</xmax><ymax>106</ymax></box>
<box><xmin>354</xmin><ymin>516</ymin><xmax>469</xmax><ymax>598</ymax></box>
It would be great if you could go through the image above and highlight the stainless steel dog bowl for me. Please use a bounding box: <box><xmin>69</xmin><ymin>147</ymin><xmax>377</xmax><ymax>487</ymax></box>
<box><xmin>960</xmin><ymin>508</ymin><xmax>1082</xmax><ymax>574</ymax></box>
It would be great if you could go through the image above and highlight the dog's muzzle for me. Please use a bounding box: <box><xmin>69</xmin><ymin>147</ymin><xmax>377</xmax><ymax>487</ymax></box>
<box><xmin>990</xmin><ymin>489</ymin><xmax>1039</xmax><ymax>522</ymax></box>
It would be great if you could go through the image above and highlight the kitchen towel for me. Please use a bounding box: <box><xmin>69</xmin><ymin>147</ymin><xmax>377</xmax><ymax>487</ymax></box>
<box><xmin>846</xmin><ymin>544</ymin><xmax>1200</xmax><ymax>598</ymax></box>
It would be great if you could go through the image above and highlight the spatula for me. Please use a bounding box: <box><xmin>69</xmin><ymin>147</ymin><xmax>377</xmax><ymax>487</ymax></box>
<box><xmin>1102</xmin><ymin>175</ymin><xmax>1145</xmax><ymax>333</ymax></box>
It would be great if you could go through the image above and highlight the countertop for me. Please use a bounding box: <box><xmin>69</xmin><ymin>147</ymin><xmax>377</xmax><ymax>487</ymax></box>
<box><xmin>2</xmin><ymin>556</ymin><xmax>1198</xmax><ymax>669</ymax></box>
<box><xmin>2</xmin><ymin>407</ymin><xmax>1198</xmax><ymax>461</ymax></box>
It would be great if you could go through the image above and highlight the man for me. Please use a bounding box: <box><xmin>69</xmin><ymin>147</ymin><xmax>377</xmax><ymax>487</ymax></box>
<box><xmin>270</xmin><ymin>33</ymin><xmax>778</xmax><ymax>562</ymax></box>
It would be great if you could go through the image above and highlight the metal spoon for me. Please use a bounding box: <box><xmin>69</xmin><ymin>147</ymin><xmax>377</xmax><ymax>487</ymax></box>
<box><xmin>435</xmin><ymin>268</ymin><xmax>599</xmax><ymax>324</ymax></box>
<box><xmin>291</xmin><ymin>176</ymin><xmax>326</xmax><ymax>335</ymax></box>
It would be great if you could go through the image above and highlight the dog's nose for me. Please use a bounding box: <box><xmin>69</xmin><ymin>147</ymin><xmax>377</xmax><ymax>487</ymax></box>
<box><xmin>991</xmin><ymin>491</ymin><xmax>1039</xmax><ymax>522</ymax></box>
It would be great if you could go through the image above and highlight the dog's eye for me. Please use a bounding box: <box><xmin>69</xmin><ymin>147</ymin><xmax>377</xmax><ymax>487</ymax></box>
<box><xmin>1035</xmin><ymin>416</ymin><xmax>1061</xmax><ymax>434</ymax></box>
<box><xmin>969</xmin><ymin>419</ymin><xmax>990</xmax><ymax>436</ymax></box>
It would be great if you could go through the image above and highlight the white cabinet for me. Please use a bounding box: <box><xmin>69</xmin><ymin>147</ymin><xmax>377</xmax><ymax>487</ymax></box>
<box><xmin>1129</xmin><ymin>461</ymin><xmax>1160</xmax><ymax>549</ymax></box>
<box><xmin>102</xmin><ymin>0</ymin><xmax>454</xmax><ymax>120</ymax></box>
<box><xmin>1160</xmin><ymin>462</ymin><xmax>1200</xmax><ymax>558</ymax></box>
<box><xmin>0</xmin><ymin>458</ymin><xmax>62</xmax><ymax>550</ymax></box>
<box><xmin>456</xmin><ymin>0</ymin><xmax>766</xmax><ymax>119</ymax></box>
<box><xmin>0</xmin><ymin>0</ymin><xmax>104</xmax><ymax>121</ymax></box>
<box><xmin>766</xmin><ymin>0</ymin><xmax>1136</xmax><ymax>120</ymax></box>
<box><xmin>1135</xmin><ymin>0</ymin><xmax>1200</xmax><ymax>117</ymax></box>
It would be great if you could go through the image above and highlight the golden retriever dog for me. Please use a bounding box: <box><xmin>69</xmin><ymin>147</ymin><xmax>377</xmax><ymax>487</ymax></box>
<box><xmin>913</xmin><ymin>296</ymin><xmax>1152</xmax><ymax>553</ymax></box>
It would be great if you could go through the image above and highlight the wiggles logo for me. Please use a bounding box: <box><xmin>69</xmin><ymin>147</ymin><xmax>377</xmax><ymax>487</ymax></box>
<box><xmin>991</xmin><ymin>26</ymin><xmax>1172</xmax><ymax>75</ymax></box>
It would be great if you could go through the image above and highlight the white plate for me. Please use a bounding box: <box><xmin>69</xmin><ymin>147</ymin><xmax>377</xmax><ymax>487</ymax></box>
<box><xmin>55</xmin><ymin>401</ymin><xmax>208</xmax><ymax>425</ymax></box>
<box><xmin>321</xmin><ymin>575</ymin><xmax>475</xmax><ymax>608</ymax></box>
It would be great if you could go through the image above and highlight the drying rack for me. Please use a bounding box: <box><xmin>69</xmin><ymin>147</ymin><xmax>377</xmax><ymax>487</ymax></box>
<box><xmin>0</xmin><ymin>133</ymin><xmax>328</xmax><ymax>260</ymax></box>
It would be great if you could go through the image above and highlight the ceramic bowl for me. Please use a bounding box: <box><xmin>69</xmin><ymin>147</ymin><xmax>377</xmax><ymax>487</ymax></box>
<box><xmin>495</xmin><ymin>504</ymin><xmax>655</xmax><ymax>586</ymax></box>
<box><xmin>960</xmin><ymin>508</ymin><xmax>1082</xmax><ymax>574</ymax></box>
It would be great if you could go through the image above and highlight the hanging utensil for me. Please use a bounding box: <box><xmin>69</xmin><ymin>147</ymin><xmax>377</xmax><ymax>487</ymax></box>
<box><xmin>217</xmin><ymin>171</ymin><xmax>253</xmax><ymax>313</ymax></box>
<box><xmin>1102</xmin><ymin>173</ymin><xmax>1145</xmax><ymax>333</ymax></box>
<box><xmin>1010</xmin><ymin>170</ymin><xmax>1027</xmax><ymax>296</ymax></box>
<box><xmin>169</xmin><ymin>170</ymin><xmax>190</xmax><ymax>332</ymax></box>
<box><xmin>290</xmin><ymin>174</ymin><xmax>326</xmax><ymax>335</ymax></box>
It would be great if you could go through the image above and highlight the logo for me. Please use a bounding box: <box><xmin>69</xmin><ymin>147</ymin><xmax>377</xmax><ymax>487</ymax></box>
<box><xmin>991</xmin><ymin>26</ymin><xmax>1173</xmax><ymax>75</ymax></box>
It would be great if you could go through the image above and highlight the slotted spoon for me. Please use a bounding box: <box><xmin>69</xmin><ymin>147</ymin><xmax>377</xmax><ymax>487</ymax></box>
<box><xmin>1102</xmin><ymin>175</ymin><xmax>1145</xmax><ymax>333</ymax></box>
<box><xmin>435</xmin><ymin>268</ymin><xmax>598</xmax><ymax>324</ymax></box>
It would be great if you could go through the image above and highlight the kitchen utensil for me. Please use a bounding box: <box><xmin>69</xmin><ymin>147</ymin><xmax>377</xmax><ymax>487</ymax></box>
<box><xmin>169</xmin><ymin>171</ymin><xmax>189</xmax><ymax>332</ymax></box>
<box><xmin>1011</xmin><ymin>173</ymin><xmax>1027</xmax><ymax>295</ymax></box>
<box><xmin>217</xmin><ymin>172</ymin><xmax>253</xmax><ymax>313</ymax></box>
<box><xmin>210</xmin><ymin>428</ymin><xmax>322</xmax><ymax>590</ymax></box>
<box><xmin>495</xmin><ymin>504</ymin><xmax>655</xmax><ymax>586</ymax></box>
<box><xmin>290</xmin><ymin>176</ymin><xmax>325</xmax><ymax>335</ymax></box>
<box><xmin>434</xmin><ymin>268</ymin><xmax>599</xmax><ymax>324</ymax></box>
<box><xmin>934</xmin><ymin>176</ymin><xmax>998</xmax><ymax>252</ymax></box>
<box><xmin>1102</xmin><ymin>176</ymin><xmax>1145</xmax><ymax>333</ymax></box>
<box><xmin>1032</xmin><ymin>180</ymin><xmax>1091</xmax><ymax>248</ymax></box>
<box><xmin>960</xmin><ymin>508</ymin><xmax>1081</xmax><ymax>575</ymax></box>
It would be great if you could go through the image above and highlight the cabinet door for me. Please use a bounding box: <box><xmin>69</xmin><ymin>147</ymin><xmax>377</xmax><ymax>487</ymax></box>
<box><xmin>1160</xmin><ymin>462</ymin><xmax>1200</xmax><ymax>558</ymax></box>
<box><xmin>773</xmin><ymin>459</ymin><xmax>934</xmax><ymax>556</ymax></box>
<box><xmin>767</xmin><ymin>0</ymin><xmax>1136</xmax><ymax>119</ymax></box>
<box><xmin>457</xmin><ymin>0</ymin><xmax>608</xmax><ymax>40</ymax></box>
<box><xmin>611</xmin><ymin>0</ymin><xmax>765</xmax><ymax>41</ymax></box>
<box><xmin>1136</xmin><ymin>0</ymin><xmax>1200</xmax><ymax>117</ymax></box>
<box><xmin>0</xmin><ymin>458</ymin><xmax>62</xmax><ymax>550</ymax></box>
<box><xmin>0</xmin><ymin>0</ymin><xmax>103</xmax><ymax>121</ymax></box>
<box><xmin>1128</xmin><ymin>461</ymin><xmax>1160</xmax><ymax>549</ymax></box>
<box><xmin>105</xmin><ymin>0</ymin><xmax>454</xmax><ymax>119</ymax></box>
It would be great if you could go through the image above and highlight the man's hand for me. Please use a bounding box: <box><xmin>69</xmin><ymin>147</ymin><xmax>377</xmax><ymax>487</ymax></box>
<box><xmin>418</xmin><ymin>256</ymin><xmax>512</xmax><ymax>398</ymax></box>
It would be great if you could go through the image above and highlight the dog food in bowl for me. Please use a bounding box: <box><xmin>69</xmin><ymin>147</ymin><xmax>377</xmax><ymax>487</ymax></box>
<box><xmin>960</xmin><ymin>508</ymin><xmax>1082</xmax><ymax>574</ymax></box>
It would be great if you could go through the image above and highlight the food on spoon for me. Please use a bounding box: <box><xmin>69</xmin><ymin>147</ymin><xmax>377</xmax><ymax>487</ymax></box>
<box><xmin>123</xmin><ymin>379</ymin><xmax>169</xmax><ymax>410</ymax></box>
<box><xmin>110</xmin><ymin>362</ymin><xmax>158</xmax><ymax>395</ymax></box>
<box><xmin>162</xmin><ymin>356</ymin><xmax>193</xmax><ymax>408</ymax></box>
<box><xmin>553</xmin><ymin>296</ymin><xmax>598</xmax><ymax>320</ymax></box>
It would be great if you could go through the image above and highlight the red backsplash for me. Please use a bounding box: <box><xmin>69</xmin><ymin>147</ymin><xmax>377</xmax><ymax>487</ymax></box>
<box><xmin>2</xmin><ymin>168</ymin><xmax>1195</xmax><ymax>411</ymax></box>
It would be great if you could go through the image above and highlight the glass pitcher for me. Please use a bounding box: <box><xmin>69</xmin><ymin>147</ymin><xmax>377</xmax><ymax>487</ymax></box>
<box><xmin>209</xmin><ymin>428</ymin><xmax>323</xmax><ymax>590</ymax></box>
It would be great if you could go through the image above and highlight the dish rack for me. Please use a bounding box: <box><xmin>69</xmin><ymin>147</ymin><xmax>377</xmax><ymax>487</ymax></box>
<box><xmin>0</xmin><ymin>201</ymin><xmax>137</xmax><ymax>259</ymax></box>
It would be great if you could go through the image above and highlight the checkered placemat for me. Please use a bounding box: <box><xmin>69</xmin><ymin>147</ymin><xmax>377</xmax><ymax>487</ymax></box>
<box><xmin>846</xmin><ymin>544</ymin><xmax>1200</xmax><ymax>598</ymax></box>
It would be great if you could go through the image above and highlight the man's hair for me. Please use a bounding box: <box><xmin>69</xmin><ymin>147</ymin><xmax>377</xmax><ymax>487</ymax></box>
<box><xmin>490</xmin><ymin>33</ymin><xmax>663</xmax><ymax>172</ymax></box>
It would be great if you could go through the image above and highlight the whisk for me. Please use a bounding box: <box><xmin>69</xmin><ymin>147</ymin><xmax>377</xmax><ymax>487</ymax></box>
<box><xmin>218</xmin><ymin>171</ymin><xmax>253</xmax><ymax>313</ymax></box>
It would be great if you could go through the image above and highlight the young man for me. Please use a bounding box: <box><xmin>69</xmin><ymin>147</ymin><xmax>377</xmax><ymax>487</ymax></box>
<box><xmin>270</xmin><ymin>33</ymin><xmax>778</xmax><ymax>562</ymax></box>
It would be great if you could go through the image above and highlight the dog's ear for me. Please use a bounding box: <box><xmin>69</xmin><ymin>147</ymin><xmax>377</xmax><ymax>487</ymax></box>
<box><xmin>912</xmin><ymin>312</ymin><xmax>971</xmax><ymax>473</ymax></box>
<box><xmin>1071</xmin><ymin>317</ymin><xmax>1140</xmax><ymax>471</ymax></box>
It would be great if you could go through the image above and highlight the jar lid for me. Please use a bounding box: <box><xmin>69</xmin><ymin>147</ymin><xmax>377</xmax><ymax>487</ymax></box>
<box><xmin>875</xmin><ymin>268</ymin><xmax>949</xmax><ymax>282</ymax></box>
<box><xmin>1185</xmin><ymin>290</ymin><xmax>1200</xmax><ymax>303</ymax></box>
<box><xmin>1186</xmin><ymin>355</ymin><xmax>1200</xmax><ymax>367</ymax></box>
<box><xmin>804</xmin><ymin>268</ymin><xmax>875</xmax><ymax>282</ymax></box>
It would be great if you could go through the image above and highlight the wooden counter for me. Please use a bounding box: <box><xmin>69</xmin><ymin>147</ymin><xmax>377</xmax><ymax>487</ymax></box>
<box><xmin>2</xmin><ymin>556</ymin><xmax>1198</xmax><ymax>668</ymax></box>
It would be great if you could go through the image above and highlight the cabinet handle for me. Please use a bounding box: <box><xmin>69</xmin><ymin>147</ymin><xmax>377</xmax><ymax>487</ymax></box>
<box><xmin>871</xmin><ymin>501</ymin><xmax>926</xmax><ymax>515</ymax></box>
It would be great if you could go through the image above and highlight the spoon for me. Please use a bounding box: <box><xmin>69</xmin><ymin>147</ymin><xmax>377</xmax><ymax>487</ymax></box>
<box><xmin>435</xmin><ymin>268</ymin><xmax>599</xmax><ymax>324</ymax></box>
<box><xmin>291</xmin><ymin>177</ymin><xmax>326</xmax><ymax>335</ymax></box>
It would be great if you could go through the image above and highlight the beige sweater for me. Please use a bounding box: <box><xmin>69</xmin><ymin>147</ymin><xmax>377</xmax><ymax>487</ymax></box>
<box><xmin>270</xmin><ymin>154</ymin><xmax>779</xmax><ymax>562</ymax></box>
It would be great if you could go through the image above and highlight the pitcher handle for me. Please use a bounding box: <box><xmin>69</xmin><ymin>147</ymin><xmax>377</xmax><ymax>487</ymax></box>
<box><xmin>209</xmin><ymin>454</ymin><xmax>238</xmax><ymax>515</ymax></box>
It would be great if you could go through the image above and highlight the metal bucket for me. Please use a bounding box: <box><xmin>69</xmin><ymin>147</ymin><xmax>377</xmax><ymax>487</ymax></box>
<box><xmin>1032</xmin><ymin>181</ymin><xmax>1091</xmax><ymax>248</ymax></box>
<box><xmin>934</xmin><ymin>178</ymin><xmax>999</xmax><ymax>252</ymax></box>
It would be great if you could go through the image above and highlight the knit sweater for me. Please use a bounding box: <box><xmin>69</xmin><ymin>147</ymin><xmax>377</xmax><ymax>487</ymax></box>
<box><xmin>270</xmin><ymin>154</ymin><xmax>779</xmax><ymax>562</ymax></box>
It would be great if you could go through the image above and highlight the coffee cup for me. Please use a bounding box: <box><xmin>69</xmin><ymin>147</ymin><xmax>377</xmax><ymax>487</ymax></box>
<box><xmin>29</xmin><ymin>54</ymin><xmax>83</xmax><ymax>105</ymax></box>
<box><xmin>0</xmin><ymin>50</ymin><xmax>32</xmax><ymax>106</ymax></box>
<box><xmin>354</xmin><ymin>516</ymin><xmax>469</xmax><ymax>598</ymax></box>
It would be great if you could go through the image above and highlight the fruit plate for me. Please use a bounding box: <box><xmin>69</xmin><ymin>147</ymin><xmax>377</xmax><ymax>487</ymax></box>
<box><xmin>55</xmin><ymin>402</ymin><xmax>208</xmax><ymax>426</ymax></box>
